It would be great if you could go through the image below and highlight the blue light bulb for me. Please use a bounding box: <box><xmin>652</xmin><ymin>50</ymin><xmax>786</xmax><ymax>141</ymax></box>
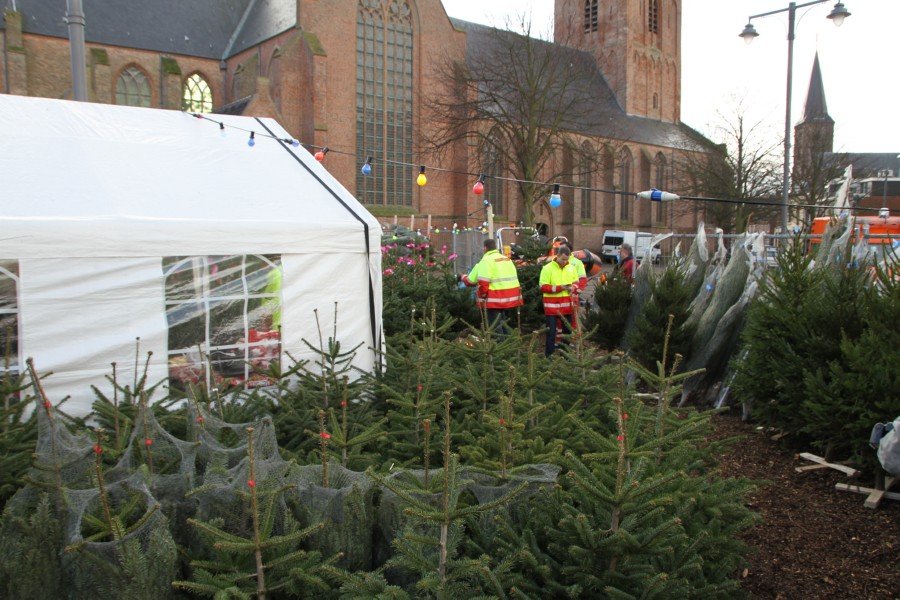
<box><xmin>248</xmin><ymin>132</ymin><xmax>256</xmax><ymax>147</ymax></box>
<box><xmin>548</xmin><ymin>183</ymin><xmax>562</xmax><ymax>208</ymax></box>
<box><xmin>361</xmin><ymin>158</ymin><xmax>373</xmax><ymax>176</ymax></box>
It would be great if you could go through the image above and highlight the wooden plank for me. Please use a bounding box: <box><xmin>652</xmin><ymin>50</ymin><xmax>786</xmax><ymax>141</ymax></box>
<box><xmin>797</xmin><ymin>452</ymin><xmax>860</xmax><ymax>477</ymax></box>
<box><xmin>835</xmin><ymin>481</ymin><xmax>900</xmax><ymax>509</ymax></box>
<box><xmin>795</xmin><ymin>463</ymin><xmax>831</xmax><ymax>473</ymax></box>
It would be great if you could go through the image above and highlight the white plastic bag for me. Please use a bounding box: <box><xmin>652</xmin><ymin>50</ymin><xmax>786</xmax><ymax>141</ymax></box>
<box><xmin>876</xmin><ymin>417</ymin><xmax>900</xmax><ymax>477</ymax></box>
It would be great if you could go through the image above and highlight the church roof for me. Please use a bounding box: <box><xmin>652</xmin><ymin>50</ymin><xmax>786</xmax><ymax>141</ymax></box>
<box><xmin>450</xmin><ymin>18</ymin><xmax>711</xmax><ymax>152</ymax></box>
<box><xmin>799</xmin><ymin>52</ymin><xmax>834</xmax><ymax>125</ymax></box>
<box><xmin>0</xmin><ymin>0</ymin><xmax>295</xmax><ymax>60</ymax></box>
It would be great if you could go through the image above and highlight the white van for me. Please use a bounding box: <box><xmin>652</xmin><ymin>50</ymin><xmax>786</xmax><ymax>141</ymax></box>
<box><xmin>601</xmin><ymin>230</ymin><xmax>660</xmax><ymax>264</ymax></box>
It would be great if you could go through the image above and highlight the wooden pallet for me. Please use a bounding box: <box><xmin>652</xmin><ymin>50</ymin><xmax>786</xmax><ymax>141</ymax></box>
<box><xmin>794</xmin><ymin>452</ymin><xmax>861</xmax><ymax>477</ymax></box>
<box><xmin>835</xmin><ymin>477</ymin><xmax>899</xmax><ymax>509</ymax></box>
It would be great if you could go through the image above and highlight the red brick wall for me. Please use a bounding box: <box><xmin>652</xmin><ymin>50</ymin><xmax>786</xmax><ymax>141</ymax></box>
<box><xmin>0</xmin><ymin>0</ymin><xmax>700</xmax><ymax>247</ymax></box>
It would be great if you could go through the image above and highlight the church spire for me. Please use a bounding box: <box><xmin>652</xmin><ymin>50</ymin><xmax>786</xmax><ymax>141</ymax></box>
<box><xmin>800</xmin><ymin>52</ymin><xmax>833</xmax><ymax>124</ymax></box>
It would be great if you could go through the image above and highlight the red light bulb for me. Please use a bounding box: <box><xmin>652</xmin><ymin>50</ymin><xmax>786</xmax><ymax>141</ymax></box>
<box><xmin>473</xmin><ymin>181</ymin><xmax>484</xmax><ymax>195</ymax></box>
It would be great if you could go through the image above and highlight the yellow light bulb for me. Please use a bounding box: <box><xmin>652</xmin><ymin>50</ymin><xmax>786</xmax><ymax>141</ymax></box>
<box><xmin>417</xmin><ymin>173</ymin><xmax>427</xmax><ymax>187</ymax></box>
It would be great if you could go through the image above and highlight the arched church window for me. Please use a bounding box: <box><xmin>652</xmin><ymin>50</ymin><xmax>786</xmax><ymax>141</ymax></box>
<box><xmin>648</xmin><ymin>0</ymin><xmax>660</xmax><ymax>34</ymax></box>
<box><xmin>116</xmin><ymin>66</ymin><xmax>151</xmax><ymax>107</ymax></box>
<box><xmin>356</xmin><ymin>0</ymin><xmax>414</xmax><ymax>207</ymax></box>
<box><xmin>0</xmin><ymin>261</ymin><xmax>20</xmax><ymax>380</ymax></box>
<box><xmin>584</xmin><ymin>0</ymin><xmax>599</xmax><ymax>33</ymax></box>
<box><xmin>182</xmin><ymin>73</ymin><xmax>213</xmax><ymax>113</ymax></box>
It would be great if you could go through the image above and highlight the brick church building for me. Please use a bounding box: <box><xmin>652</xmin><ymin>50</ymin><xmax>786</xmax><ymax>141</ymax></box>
<box><xmin>1</xmin><ymin>0</ymin><xmax>710</xmax><ymax>247</ymax></box>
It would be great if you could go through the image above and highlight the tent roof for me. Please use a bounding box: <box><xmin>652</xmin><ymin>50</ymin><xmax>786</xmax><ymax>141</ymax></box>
<box><xmin>0</xmin><ymin>95</ymin><xmax>380</xmax><ymax>259</ymax></box>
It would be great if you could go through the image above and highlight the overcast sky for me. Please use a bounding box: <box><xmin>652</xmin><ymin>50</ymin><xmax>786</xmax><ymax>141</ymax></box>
<box><xmin>440</xmin><ymin>0</ymin><xmax>900</xmax><ymax>154</ymax></box>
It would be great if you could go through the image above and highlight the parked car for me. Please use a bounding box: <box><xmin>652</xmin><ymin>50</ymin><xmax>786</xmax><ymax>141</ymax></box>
<box><xmin>601</xmin><ymin>229</ymin><xmax>661</xmax><ymax>264</ymax></box>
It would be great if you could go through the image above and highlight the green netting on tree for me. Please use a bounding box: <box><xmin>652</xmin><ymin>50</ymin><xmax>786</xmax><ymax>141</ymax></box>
<box><xmin>284</xmin><ymin>462</ymin><xmax>376</xmax><ymax>571</ymax></box>
<box><xmin>0</xmin><ymin>396</ymin><xmax>98</xmax><ymax>594</ymax></box>
<box><xmin>822</xmin><ymin>214</ymin><xmax>854</xmax><ymax>268</ymax></box>
<box><xmin>686</xmin><ymin>229</ymin><xmax>727</xmax><ymax>326</ymax></box>
<box><xmin>681</xmin><ymin>234</ymin><xmax>766</xmax><ymax>406</ymax></box>
<box><xmin>188</xmin><ymin>435</ymin><xmax>292</xmax><ymax>528</ymax></box>
<box><xmin>681</xmin><ymin>280</ymin><xmax>759</xmax><ymax>407</ymax></box>
<box><xmin>464</xmin><ymin>464</ymin><xmax>560</xmax><ymax>504</ymax></box>
<box><xmin>28</xmin><ymin>395</ymin><xmax>96</xmax><ymax>493</ymax></box>
<box><xmin>61</xmin><ymin>474</ymin><xmax>178</xmax><ymax>600</ymax></box>
<box><xmin>186</xmin><ymin>402</ymin><xmax>280</xmax><ymax>472</ymax></box>
<box><xmin>682</xmin><ymin>222</ymin><xmax>711</xmax><ymax>298</ymax></box>
<box><xmin>621</xmin><ymin>258</ymin><xmax>656</xmax><ymax>350</ymax></box>
<box><xmin>104</xmin><ymin>402</ymin><xmax>201</xmax><ymax>549</ymax></box>
<box><xmin>689</xmin><ymin>234</ymin><xmax>753</xmax><ymax>357</ymax></box>
<box><xmin>373</xmin><ymin>464</ymin><xmax>558</xmax><ymax>569</ymax></box>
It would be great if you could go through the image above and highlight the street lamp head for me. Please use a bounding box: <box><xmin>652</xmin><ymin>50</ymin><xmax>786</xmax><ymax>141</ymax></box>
<box><xmin>827</xmin><ymin>2</ymin><xmax>850</xmax><ymax>27</ymax></box>
<box><xmin>739</xmin><ymin>22</ymin><xmax>759</xmax><ymax>44</ymax></box>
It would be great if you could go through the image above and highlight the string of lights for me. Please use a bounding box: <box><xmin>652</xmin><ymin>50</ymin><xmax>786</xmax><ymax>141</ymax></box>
<box><xmin>189</xmin><ymin>111</ymin><xmax>886</xmax><ymax>215</ymax></box>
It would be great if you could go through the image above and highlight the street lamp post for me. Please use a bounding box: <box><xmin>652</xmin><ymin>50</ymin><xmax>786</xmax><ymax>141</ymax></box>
<box><xmin>740</xmin><ymin>1</ymin><xmax>851</xmax><ymax>232</ymax></box>
<box><xmin>877</xmin><ymin>169</ymin><xmax>891</xmax><ymax>213</ymax></box>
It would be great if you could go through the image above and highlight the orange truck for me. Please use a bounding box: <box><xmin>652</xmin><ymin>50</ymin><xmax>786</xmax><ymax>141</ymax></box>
<box><xmin>809</xmin><ymin>215</ymin><xmax>900</xmax><ymax>259</ymax></box>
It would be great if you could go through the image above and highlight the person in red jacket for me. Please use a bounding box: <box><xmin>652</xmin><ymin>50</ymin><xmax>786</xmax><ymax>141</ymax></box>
<box><xmin>617</xmin><ymin>243</ymin><xmax>636</xmax><ymax>284</ymax></box>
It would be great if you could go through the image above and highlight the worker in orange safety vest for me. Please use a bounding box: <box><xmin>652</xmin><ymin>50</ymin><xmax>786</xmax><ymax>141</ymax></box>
<box><xmin>459</xmin><ymin>238</ymin><xmax>524</xmax><ymax>333</ymax></box>
<box><xmin>539</xmin><ymin>245</ymin><xmax>579</xmax><ymax>356</ymax></box>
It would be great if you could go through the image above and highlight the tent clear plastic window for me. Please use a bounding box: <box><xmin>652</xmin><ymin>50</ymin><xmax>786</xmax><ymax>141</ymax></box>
<box><xmin>0</xmin><ymin>260</ymin><xmax>18</xmax><ymax>377</ymax></box>
<box><xmin>163</xmin><ymin>255</ymin><xmax>281</xmax><ymax>391</ymax></box>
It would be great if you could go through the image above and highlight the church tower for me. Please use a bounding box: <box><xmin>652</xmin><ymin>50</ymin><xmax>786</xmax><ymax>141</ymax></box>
<box><xmin>553</xmin><ymin>0</ymin><xmax>681</xmax><ymax>122</ymax></box>
<box><xmin>793</xmin><ymin>52</ymin><xmax>834</xmax><ymax>173</ymax></box>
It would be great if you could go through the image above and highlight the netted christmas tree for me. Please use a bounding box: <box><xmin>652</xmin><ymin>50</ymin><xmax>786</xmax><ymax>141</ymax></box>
<box><xmin>625</xmin><ymin>263</ymin><xmax>697</xmax><ymax>373</ymax></box>
<box><xmin>370</xmin><ymin>392</ymin><xmax>528</xmax><ymax>597</ymax></box>
<box><xmin>174</xmin><ymin>426</ymin><xmax>337</xmax><ymax>598</ymax></box>
<box><xmin>61</xmin><ymin>453</ymin><xmax>178</xmax><ymax>599</ymax></box>
<box><xmin>586</xmin><ymin>276</ymin><xmax>633</xmax><ymax>350</ymax></box>
<box><xmin>0</xmin><ymin>368</ymin><xmax>35</xmax><ymax>509</ymax></box>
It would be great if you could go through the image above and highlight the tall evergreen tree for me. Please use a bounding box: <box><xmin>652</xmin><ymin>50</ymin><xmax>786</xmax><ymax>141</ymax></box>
<box><xmin>587</xmin><ymin>276</ymin><xmax>633</xmax><ymax>350</ymax></box>
<box><xmin>625</xmin><ymin>265</ymin><xmax>696</xmax><ymax>373</ymax></box>
<box><xmin>371</xmin><ymin>393</ymin><xmax>526</xmax><ymax>597</ymax></box>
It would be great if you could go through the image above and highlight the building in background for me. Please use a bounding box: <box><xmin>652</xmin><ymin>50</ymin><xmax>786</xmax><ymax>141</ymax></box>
<box><xmin>0</xmin><ymin>0</ymin><xmax>712</xmax><ymax>248</ymax></box>
<box><xmin>793</xmin><ymin>52</ymin><xmax>898</xmax><ymax>217</ymax></box>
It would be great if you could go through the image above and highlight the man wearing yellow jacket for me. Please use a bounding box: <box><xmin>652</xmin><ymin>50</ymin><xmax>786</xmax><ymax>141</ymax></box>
<box><xmin>539</xmin><ymin>245</ymin><xmax>579</xmax><ymax>356</ymax></box>
<box><xmin>460</xmin><ymin>238</ymin><xmax>524</xmax><ymax>333</ymax></box>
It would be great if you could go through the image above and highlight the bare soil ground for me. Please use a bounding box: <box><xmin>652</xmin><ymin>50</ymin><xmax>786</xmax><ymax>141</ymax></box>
<box><xmin>711</xmin><ymin>413</ymin><xmax>900</xmax><ymax>599</ymax></box>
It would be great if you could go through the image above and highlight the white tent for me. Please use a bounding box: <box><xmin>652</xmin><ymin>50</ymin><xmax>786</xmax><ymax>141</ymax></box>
<box><xmin>0</xmin><ymin>95</ymin><xmax>383</xmax><ymax>415</ymax></box>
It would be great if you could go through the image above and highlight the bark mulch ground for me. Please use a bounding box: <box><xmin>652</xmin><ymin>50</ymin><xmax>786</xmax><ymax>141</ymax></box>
<box><xmin>711</xmin><ymin>412</ymin><xmax>900</xmax><ymax>599</ymax></box>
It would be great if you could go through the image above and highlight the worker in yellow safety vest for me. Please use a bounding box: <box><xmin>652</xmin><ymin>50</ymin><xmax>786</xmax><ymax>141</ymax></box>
<box><xmin>539</xmin><ymin>245</ymin><xmax>579</xmax><ymax>356</ymax></box>
<box><xmin>459</xmin><ymin>238</ymin><xmax>524</xmax><ymax>332</ymax></box>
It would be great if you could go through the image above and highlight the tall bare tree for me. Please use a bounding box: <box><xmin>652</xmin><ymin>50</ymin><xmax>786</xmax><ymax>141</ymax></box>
<box><xmin>423</xmin><ymin>16</ymin><xmax>615</xmax><ymax>226</ymax></box>
<box><xmin>676</xmin><ymin>102</ymin><xmax>781</xmax><ymax>233</ymax></box>
<box><xmin>791</xmin><ymin>128</ymin><xmax>847</xmax><ymax>224</ymax></box>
